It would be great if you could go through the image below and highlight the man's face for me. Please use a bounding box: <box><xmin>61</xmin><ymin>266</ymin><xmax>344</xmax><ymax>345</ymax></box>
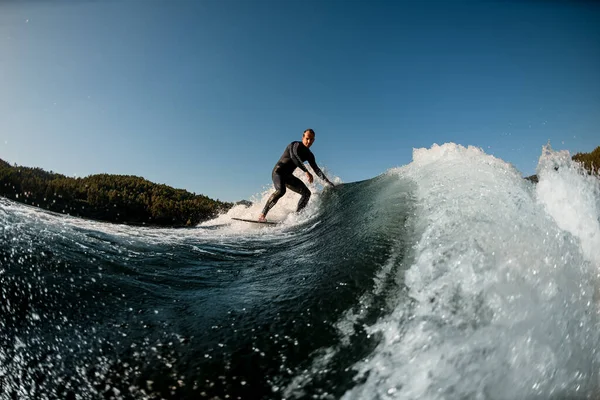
<box><xmin>302</xmin><ymin>132</ymin><xmax>315</xmax><ymax>148</ymax></box>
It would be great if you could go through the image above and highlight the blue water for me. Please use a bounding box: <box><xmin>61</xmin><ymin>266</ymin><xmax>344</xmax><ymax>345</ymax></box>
<box><xmin>1</xmin><ymin>143</ymin><xmax>599</xmax><ymax>399</ymax></box>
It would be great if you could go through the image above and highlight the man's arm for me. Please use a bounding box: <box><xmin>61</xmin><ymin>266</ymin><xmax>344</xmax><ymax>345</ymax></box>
<box><xmin>306</xmin><ymin>153</ymin><xmax>334</xmax><ymax>186</ymax></box>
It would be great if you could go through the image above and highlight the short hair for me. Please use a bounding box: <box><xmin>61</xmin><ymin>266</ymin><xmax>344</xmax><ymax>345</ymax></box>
<box><xmin>304</xmin><ymin>129</ymin><xmax>315</xmax><ymax>135</ymax></box>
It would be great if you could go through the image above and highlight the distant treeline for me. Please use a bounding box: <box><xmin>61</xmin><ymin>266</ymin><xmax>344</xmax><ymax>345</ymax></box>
<box><xmin>0</xmin><ymin>158</ymin><xmax>232</xmax><ymax>227</ymax></box>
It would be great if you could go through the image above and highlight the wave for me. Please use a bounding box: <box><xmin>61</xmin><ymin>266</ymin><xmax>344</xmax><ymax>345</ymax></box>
<box><xmin>338</xmin><ymin>144</ymin><xmax>599</xmax><ymax>399</ymax></box>
<box><xmin>0</xmin><ymin>143</ymin><xmax>598</xmax><ymax>399</ymax></box>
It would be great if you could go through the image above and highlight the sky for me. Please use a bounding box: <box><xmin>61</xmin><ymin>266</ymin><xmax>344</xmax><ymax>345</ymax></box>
<box><xmin>1</xmin><ymin>0</ymin><xmax>599</xmax><ymax>202</ymax></box>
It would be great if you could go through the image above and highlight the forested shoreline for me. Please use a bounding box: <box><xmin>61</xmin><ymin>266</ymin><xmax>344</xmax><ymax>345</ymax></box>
<box><xmin>0</xmin><ymin>158</ymin><xmax>232</xmax><ymax>227</ymax></box>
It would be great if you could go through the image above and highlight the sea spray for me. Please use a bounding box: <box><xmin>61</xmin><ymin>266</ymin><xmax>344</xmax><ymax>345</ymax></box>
<box><xmin>536</xmin><ymin>143</ymin><xmax>600</xmax><ymax>265</ymax></box>
<box><xmin>202</xmin><ymin>167</ymin><xmax>342</xmax><ymax>231</ymax></box>
<box><xmin>344</xmin><ymin>143</ymin><xmax>599</xmax><ymax>400</ymax></box>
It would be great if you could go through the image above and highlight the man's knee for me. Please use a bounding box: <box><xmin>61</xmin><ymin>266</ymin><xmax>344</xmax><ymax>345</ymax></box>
<box><xmin>275</xmin><ymin>186</ymin><xmax>286</xmax><ymax>198</ymax></box>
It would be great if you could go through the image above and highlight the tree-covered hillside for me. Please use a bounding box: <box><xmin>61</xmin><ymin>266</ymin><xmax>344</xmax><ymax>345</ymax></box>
<box><xmin>0</xmin><ymin>159</ymin><xmax>232</xmax><ymax>227</ymax></box>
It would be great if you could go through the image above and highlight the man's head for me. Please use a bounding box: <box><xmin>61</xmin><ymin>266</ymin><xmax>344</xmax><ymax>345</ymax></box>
<box><xmin>302</xmin><ymin>129</ymin><xmax>315</xmax><ymax>148</ymax></box>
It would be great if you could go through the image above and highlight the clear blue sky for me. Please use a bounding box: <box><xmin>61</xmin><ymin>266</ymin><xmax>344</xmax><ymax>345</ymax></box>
<box><xmin>1</xmin><ymin>0</ymin><xmax>598</xmax><ymax>201</ymax></box>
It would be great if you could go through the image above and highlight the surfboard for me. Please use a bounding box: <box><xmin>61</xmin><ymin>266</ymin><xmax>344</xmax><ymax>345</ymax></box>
<box><xmin>231</xmin><ymin>217</ymin><xmax>278</xmax><ymax>225</ymax></box>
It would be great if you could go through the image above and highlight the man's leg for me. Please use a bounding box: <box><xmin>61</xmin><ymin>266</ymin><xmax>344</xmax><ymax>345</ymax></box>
<box><xmin>260</xmin><ymin>172</ymin><xmax>286</xmax><ymax>219</ymax></box>
<box><xmin>285</xmin><ymin>175</ymin><xmax>311</xmax><ymax>212</ymax></box>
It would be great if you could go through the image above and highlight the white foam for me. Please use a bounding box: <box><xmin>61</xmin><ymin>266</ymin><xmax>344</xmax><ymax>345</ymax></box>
<box><xmin>344</xmin><ymin>143</ymin><xmax>600</xmax><ymax>399</ymax></box>
<box><xmin>535</xmin><ymin>143</ymin><xmax>600</xmax><ymax>265</ymax></box>
<box><xmin>201</xmin><ymin>168</ymin><xmax>340</xmax><ymax>235</ymax></box>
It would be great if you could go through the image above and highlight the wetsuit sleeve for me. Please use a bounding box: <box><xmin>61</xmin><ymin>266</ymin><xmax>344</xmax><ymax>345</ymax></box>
<box><xmin>306</xmin><ymin>152</ymin><xmax>330</xmax><ymax>182</ymax></box>
<box><xmin>290</xmin><ymin>142</ymin><xmax>309</xmax><ymax>173</ymax></box>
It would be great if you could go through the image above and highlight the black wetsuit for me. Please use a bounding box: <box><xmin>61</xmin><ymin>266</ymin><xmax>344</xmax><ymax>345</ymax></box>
<box><xmin>261</xmin><ymin>141</ymin><xmax>330</xmax><ymax>216</ymax></box>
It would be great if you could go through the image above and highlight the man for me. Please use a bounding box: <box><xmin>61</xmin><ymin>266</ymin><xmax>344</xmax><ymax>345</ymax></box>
<box><xmin>258</xmin><ymin>129</ymin><xmax>334</xmax><ymax>222</ymax></box>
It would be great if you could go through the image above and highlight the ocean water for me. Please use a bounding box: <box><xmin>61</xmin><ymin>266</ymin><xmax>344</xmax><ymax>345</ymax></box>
<box><xmin>1</xmin><ymin>143</ymin><xmax>599</xmax><ymax>400</ymax></box>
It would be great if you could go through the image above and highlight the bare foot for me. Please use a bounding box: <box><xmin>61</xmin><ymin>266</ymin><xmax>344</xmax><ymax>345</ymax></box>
<box><xmin>258</xmin><ymin>214</ymin><xmax>267</xmax><ymax>222</ymax></box>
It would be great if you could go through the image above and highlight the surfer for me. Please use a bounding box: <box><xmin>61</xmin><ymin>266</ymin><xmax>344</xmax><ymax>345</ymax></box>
<box><xmin>258</xmin><ymin>129</ymin><xmax>334</xmax><ymax>222</ymax></box>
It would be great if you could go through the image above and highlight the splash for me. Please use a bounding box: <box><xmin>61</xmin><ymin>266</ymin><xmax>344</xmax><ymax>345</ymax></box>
<box><xmin>535</xmin><ymin>143</ymin><xmax>600</xmax><ymax>265</ymax></box>
<box><xmin>344</xmin><ymin>143</ymin><xmax>599</xmax><ymax>399</ymax></box>
<box><xmin>202</xmin><ymin>168</ymin><xmax>342</xmax><ymax>232</ymax></box>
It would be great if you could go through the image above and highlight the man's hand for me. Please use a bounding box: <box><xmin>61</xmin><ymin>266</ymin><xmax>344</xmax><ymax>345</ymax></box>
<box><xmin>306</xmin><ymin>172</ymin><xmax>314</xmax><ymax>184</ymax></box>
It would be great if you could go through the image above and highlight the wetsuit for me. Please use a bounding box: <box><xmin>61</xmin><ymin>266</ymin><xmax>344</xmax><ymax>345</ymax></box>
<box><xmin>261</xmin><ymin>141</ymin><xmax>330</xmax><ymax>216</ymax></box>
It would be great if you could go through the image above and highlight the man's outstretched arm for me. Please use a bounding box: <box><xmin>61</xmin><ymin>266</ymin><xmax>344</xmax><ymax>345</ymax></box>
<box><xmin>307</xmin><ymin>155</ymin><xmax>334</xmax><ymax>186</ymax></box>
